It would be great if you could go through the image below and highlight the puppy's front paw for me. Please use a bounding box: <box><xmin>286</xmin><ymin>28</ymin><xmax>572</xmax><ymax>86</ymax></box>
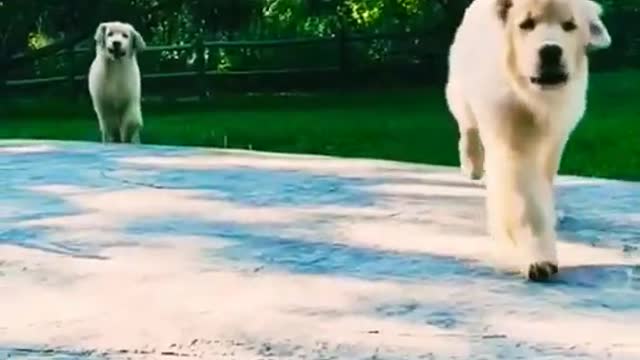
<box><xmin>527</xmin><ymin>261</ymin><xmax>558</xmax><ymax>282</ymax></box>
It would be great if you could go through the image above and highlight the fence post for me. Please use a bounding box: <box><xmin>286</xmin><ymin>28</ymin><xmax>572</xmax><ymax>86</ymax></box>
<box><xmin>337</xmin><ymin>0</ymin><xmax>352</xmax><ymax>85</ymax></box>
<box><xmin>66</xmin><ymin>43</ymin><xmax>76</xmax><ymax>100</ymax></box>
<box><xmin>337</xmin><ymin>0</ymin><xmax>350</xmax><ymax>83</ymax></box>
<box><xmin>194</xmin><ymin>35</ymin><xmax>207</xmax><ymax>101</ymax></box>
<box><xmin>0</xmin><ymin>60</ymin><xmax>5</xmax><ymax>97</ymax></box>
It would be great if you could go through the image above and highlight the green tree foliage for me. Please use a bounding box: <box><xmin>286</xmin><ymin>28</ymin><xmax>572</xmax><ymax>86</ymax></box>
<box><xmin>1</xmin><ymin>0</ymin><xmax>638</xmax><ymax>82</ymax></box>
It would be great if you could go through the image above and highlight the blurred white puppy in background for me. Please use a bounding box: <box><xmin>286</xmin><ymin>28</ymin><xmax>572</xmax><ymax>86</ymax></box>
<box><xmin>88</xmin><ymin>21</ymin><xmax>146</xmax><ymax>143</ymax></box>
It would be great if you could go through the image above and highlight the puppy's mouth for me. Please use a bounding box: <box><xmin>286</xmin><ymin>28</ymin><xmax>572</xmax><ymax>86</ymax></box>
<box><xmin>107</xmin><ymin>48</ymin><xmax>126</xmax><ymax>59</ymax></box>
<box><xmin>530</xmin><ymin>71</ymin><xmax>568</xmax><ymax>89</ymax></box>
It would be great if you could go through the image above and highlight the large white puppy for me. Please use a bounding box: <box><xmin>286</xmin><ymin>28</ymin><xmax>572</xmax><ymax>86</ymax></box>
<box><xmin>445</xmin><ymin>0</ymin><xmax>611</xmax><ymax>281</ymax></box>
<box><xmin>88</xmin><ymin>21</ymin><xmax>146</xmax><ymax>143</ymax></box>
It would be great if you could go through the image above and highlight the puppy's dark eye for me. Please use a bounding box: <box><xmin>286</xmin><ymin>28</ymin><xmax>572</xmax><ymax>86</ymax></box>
<box><xmin>123</xmin><ymin>33</ymin><xmax>129</xmax><ymax>38</ymax></box>
<box><xmin>562</xmin><ymin>20</ymin><xmax>577</xmax><ymax>32</ymax></box>
<box><xmin>107</xmin><ymin>31</ymin><xmax>114</xmax><ymax>37</ymax></box>
<box><xmin>520</xmin><ymin>18</ymin><xmax>536</xmax><ymax>31</ymax></box>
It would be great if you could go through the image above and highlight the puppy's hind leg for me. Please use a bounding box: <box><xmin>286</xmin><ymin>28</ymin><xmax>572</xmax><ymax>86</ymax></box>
<box><xmin>445</xmin><ymin>83</ymin><xmax>484</xmax><ymax>180</ymax></box>
<box><xmin>459</xmin><ymin>127</ymin><xmax>484</xmax><ymax>180</ymax></box>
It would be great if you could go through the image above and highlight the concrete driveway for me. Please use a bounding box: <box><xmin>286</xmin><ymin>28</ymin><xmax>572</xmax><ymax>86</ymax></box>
<box><xmin>1</xmin><ymin>140</ymin><xmax>639</xmax><ymax>359</ymax></box>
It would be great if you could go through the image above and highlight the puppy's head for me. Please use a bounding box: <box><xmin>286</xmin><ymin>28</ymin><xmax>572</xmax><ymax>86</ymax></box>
<box><xmin>496</xmin><ymin>0</ymin><xmax>610</xmax><ymax>92</ymax></box>
<box><xmin>95</xmin><ymin>21</ymin><xmax>146</xmax><ymax>60</ymax></box>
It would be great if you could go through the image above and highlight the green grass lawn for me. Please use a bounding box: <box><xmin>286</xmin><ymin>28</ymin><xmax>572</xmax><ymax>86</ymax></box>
<box><xmin>1</xmin><ymin>69</ymin><xmax>639</xmax><ymax>181</ymax></box>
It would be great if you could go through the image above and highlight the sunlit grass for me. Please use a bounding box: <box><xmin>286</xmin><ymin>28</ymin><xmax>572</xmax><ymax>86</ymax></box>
<box><xmin>1</xmin><ymin>70</ymin><xmax>639</xmax><ymax>181</ymax></box>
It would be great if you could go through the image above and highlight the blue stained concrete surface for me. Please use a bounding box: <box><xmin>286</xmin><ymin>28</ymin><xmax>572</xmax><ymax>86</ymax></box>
<box><xmin>1</xmin><ymin>140</ymin><xmax>639</xmax><ymax>359</ymax></box>
<box><xmin>558</xmin><ymin>183</ymin><xmax>640</xmax><ymax>250</ymax></box>
<box><xmin>0</xmin><ymin>347</ymin><xmax>107</xmax><ymax>359</ymax></box>
<box><xmin>117</xmin><ymin>166</ymin><xmax>379</xmax><ymax>207</ymax></box>
<box><xmin>127</xmin><ymin>217</ymin><xmax>499</xmax><ymax>281</ymax></box>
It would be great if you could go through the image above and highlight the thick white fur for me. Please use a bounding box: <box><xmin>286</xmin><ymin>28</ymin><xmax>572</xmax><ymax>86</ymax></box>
<box><xmin>88</xmin><ymin>21</ymin><xmax>146</xmax><ymax>143</ymax></box>
<box><xmin>445</xmin><ymin>0</ymin><xmax>610</xmax><ymax>278</ymax></box>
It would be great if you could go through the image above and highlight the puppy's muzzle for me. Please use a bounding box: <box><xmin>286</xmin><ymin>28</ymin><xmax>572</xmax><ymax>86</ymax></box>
<box><xmin>108</xmin><ymin>41</ymin><xmax>126</xmax><ymax>58</ymax></box>
<box><xmin>531</xmin><ymin>44</ymin><xmax>568</xmax><ymax>87</ymax></box>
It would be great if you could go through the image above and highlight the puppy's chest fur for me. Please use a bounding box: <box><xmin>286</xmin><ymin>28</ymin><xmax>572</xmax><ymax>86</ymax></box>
<box><xmin>493</xmin><ymin>87</ymin><xmax>584</xmax><ymax>154</ymax></box>
<box><xmin>93</xmin><ymin>58</ymin><xmax>139</xmax><ymax>106</ymax></box>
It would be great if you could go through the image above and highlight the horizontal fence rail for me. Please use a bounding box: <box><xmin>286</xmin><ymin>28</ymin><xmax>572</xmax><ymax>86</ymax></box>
<box><xmin>3</xmin><ymin>31</ymin><xmax>437</xmax><ymax>98</ymax></box>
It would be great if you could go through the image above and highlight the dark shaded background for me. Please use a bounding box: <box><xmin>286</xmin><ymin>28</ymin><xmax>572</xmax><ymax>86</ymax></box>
<box><xmin>1</xmin><ymin>0</ymin><xmax>637</xmax><ymax>95</ymax></box>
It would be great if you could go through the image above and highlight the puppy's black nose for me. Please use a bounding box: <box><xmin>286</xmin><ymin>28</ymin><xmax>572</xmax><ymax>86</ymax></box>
<box><xmin>112</xmin><ymin>41</ymin><xmax>122</xmax><ymax>49</ymax></box>
<box><xmin>539</xmin><ymin>44</ymin><xmax>563</xmax><ymax>67</ymax></box>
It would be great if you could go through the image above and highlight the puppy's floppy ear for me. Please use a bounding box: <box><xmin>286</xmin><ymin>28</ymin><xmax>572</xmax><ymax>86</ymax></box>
<box><xmin>130</xmin><ymin>27</ymin><xmax>146</xmax><ymax>52</ymax></box>
<box><xmin>496</xmin><ymin>0</ymin><xmax>513</xmax><ymax>23</ymax></box>
<box><xmin>583</xmin><ymin>0</ymin><xmax>611</xmax><ymax>50</ymax></box>
<box><xmin>94</xmin><ymin>23</ymin><xmax>107</xmax><ymax>48</ymax></box>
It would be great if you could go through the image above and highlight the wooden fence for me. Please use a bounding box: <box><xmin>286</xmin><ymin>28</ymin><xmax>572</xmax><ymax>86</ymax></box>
<box><xmin>2</xmin><ymin>31</ymin><xmax>437</xmax><ymax>99</ymax></box>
